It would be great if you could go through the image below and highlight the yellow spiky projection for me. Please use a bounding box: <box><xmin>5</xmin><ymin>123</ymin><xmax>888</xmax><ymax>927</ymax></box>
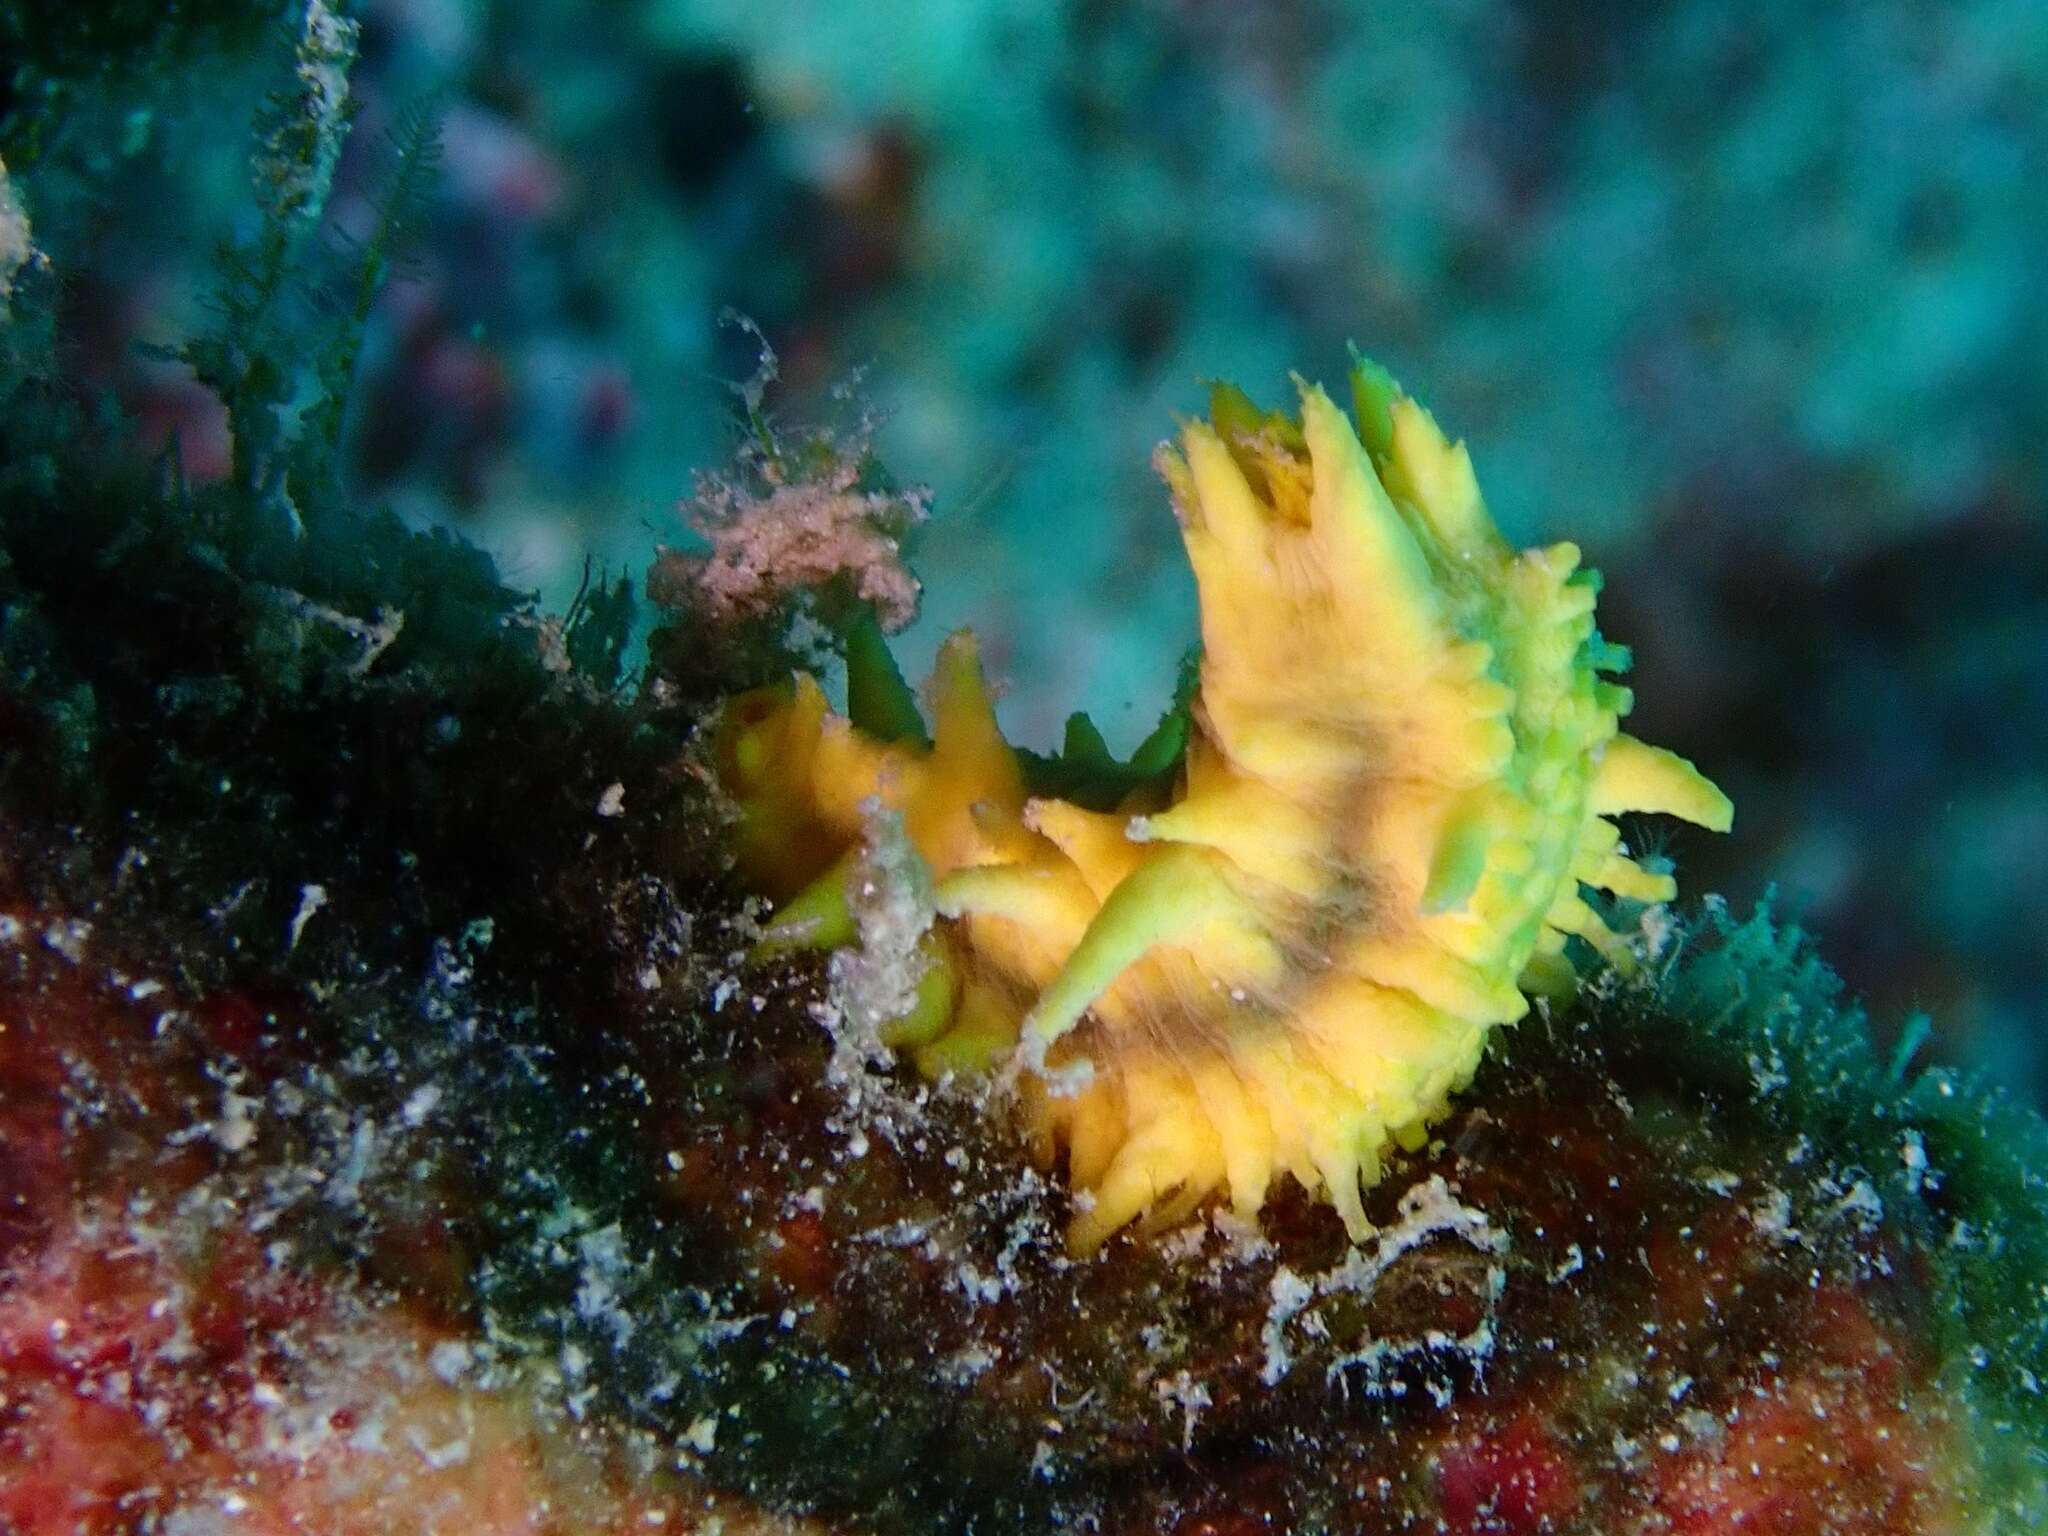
<box><xmin>714</xmin><ymin>356</ymin><xmax>1731</xmax><ymax>1253</ymax></box>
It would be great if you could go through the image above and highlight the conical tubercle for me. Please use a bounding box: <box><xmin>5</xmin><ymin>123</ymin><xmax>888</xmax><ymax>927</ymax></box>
<box><xmin>1295</xmin><ymin>380</ymin><xmax>1444</xmax><ymax>662</ymax></box>
<box><xmin>1019</xmin><ymin>843</ymin><xmax>1280</xmax><ymax>1051</ymax></box>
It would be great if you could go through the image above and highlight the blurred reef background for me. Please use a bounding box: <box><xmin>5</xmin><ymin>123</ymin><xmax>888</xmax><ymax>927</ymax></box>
<box><xmin>5</xmin><ymin>0</ymin><xmax>2045</xmax><ymax>1103</ymax></box>
<box><xmin>8</xmin><ymin>5</ymin><xmax>2048</xmax><ymax>1529</ymax></box>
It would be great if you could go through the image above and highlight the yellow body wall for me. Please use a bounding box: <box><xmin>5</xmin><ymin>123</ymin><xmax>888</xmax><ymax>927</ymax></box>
<box><xmin>716</xmin><ymin>360</ymin><xmax>1732</xmax><ymax>1252</ymax></box>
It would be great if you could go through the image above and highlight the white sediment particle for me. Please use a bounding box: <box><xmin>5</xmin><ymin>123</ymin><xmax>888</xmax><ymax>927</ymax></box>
<box><xmin>42</xmin><ymin>918</ymin><xmax>91</xmax><ymax>964</ymax></box>
<box><xmin>560</xmin><ymin>1341</ymin><xmax>590</xmax><ymax>1382</ymax></box>
<box><xmin>400</xmin><ymin>1083</ymin><xmax>442</xmax><ymax>1127</ymax></box>
<box><xmin>597</xmin><ymin>782</ymin><xmax>626</xmax><ymax>818</ymax></box>
<box><xmin>285</xmin><ymin>883</ymin><xmax>328</xmax><ymax>952</ymax></box>
<box><xmin>409</xmin><ymin>1421</ymin><xmax>473</xmax><ymax>1470</ymax></box>
<box><xmin>1638</xmin><ymin>903</ymin><xmax>1674</xmax><ymax>960</ymax></box>
<box><xmin>1747</xmin><ymin>1187</ymin><xmax>1800</xmax><ymax>1244</ymax></box>
<box><xmin>212</xmin><ymin>1087</ymin><xmax>262</xmax><ymax>1153</ymax></box>
<box><xmin>824</xmin><ymin>801</ymin><xmax>934</xmax><ymax>1069</ymax></box>
<box><xmin>1007</xmin><ymin>1023</ymin><xmax>1095</xmax><ymax>1100</ymax></box>
<box><xmin>1676</xmin><ymin>1407</ymin><xmax>1724</xmax><ymax>1447</ymax></box>
<box><xmin>325</xmin><ymin>1118</ymin><xmax>378</xmax><ymax>1207</ymax></box>
<box><xmin>697</xmin><ymin>1313</ymin><xmax>767</xmax><ymax>1348</ymax></box>
<box><xmin>949</xmin><ymin>1260</ymin><xmax>1005</xmax><ymax>1307</ymax></box>
<box><xmin>1550</xmin><ymin>1243</ymin><xmax>1585</xmax><ymax>1284</ymax></box>
<box><xmin>1155</xmin><ymin>1370</ymin><xmax>1213</xmax><ymax>1452</ymax></box>
<box><xmin>942</xmin><ymin>1343</ymin><xmax>999</xmax><ymax>1384</ymax></box>
<box><xmin>1260</xmin><ymin>1175</ymin><xmax>1506</xmax><ymax>1387</ymax></box>
<box><xmin>1261</xmin><ymin>1268</ymin><xmax>1316</xmax><ymax>1385</ymax></box>
<box><xmin>1209</xmin><ymin>1207</ymin><xmax>1275</xmax><ymax>1264</ymax></box>
<box><xmin>573</xmin><ymin>1222</ymin><xmax>638</xmax><ymax>1349</ymax></box>
<box><xmin>1747</xmin><ymin>1045</ymin><xmax>1789</xmax><ymax>1097</ymax></box>
<box><xmin>277</xmin><ymin>593</ymin><xmax>405</xmax><ymax>677</ymax></box>
<box><xmin>785</xmin><ymin>799</ymin><xmax>958</xmax><ymax>1158</ymax></box>
<box><xmin>1830</xmin><ymin>1178</ymin><xmax>1885</xmax><ymax>1230</ymax></box>
<box><xmin>1900</xmin><ymin>1129</ymin><xmax>1930</xmax><ymax>1195</ymax></box>
<box><xmin>860</xmin><ymin>1218</ymin><xmax>930</xmax><ymax>1249</ymax></box>
<box><xmin>428</xmin><ymin>1340</ymin><xmax>472</xmax><ymax>1383</ymax></box>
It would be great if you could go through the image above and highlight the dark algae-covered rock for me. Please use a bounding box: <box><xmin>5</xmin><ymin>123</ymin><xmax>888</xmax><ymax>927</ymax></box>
<box><xmin>0</xmin><ymin>550</ymin><xmax>2028</xmax><ymax>1531</ymax></box>
<box><xmin>5</xmin><ymin>311</ymin><xmax>2045</xmax><ymax>1536</ymax></box>
<box><xmin>4</xmin><ymin>14</ymin><xmax>2048</xmax><ymax>1534</ymax></box>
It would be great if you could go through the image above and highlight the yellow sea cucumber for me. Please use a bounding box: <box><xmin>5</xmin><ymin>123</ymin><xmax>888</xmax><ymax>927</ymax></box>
<box><xmin>714</xmin><ymin>356</ymin><xmax>1731</xmax><ymax>1252</ymax></box>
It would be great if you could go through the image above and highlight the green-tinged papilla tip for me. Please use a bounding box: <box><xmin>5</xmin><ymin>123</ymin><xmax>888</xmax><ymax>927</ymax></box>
<box><xmin>751</xmin><ymin>850</ymin><xmax>859</xmax><ymax>959</ymax></box>
<box><xmin>877</xmin><ymin>931</ymin><xmax>961</xmax><ymax>1050</ymax></box>
<box><xmin>911</xmin><ymin>980</ymin><xmax>1024</xmax><ymax>1078</ymax></box>
<box><xmin>1586</xmin><ymin>636</ymin><xmax>1634</xmax><ymax>676</ymax></box>
<box><xmin>1206</xmin><ymin>379</ymin><xmax>1305</xmax><ymax>454</ymax></box>
<box><xmin>1346</xmin><ymin>346</ymin><xmax>1402</xmax><ymax>462</ymax></box>
<box><xmin>1206</xmin><ymin>379</ymin><xmax>1307</xmax><ymax>506</ymax></box>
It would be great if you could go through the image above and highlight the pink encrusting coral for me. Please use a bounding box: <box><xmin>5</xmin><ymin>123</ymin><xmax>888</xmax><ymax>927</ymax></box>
<box><xmin>654</xmin><ymin>454</ymin><xmax>927</xmax><ymax>631</ymax></box>
<box><xmin>645</xmin><ymin>322</ymin><xmax>930</xmax><ymax>638</ymax></box>
<box><xmin>648</xmin><ymin>387</ymin><xmax>930</xmax><ymax>636</ymax></box>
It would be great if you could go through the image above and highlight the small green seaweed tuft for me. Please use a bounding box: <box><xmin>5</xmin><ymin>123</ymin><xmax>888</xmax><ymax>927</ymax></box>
<box><xmin>1013</xmin><ymin>642</ymin><xmax>1200</xmax><ymax>811</ymax></box>
<box><xmin>844</xmin><ymin>606</ymin><xmax>931</xmax><ymax>748</ymax></box>
<box><xmin>560</xmin><ymin>556</ymin><xmax>639</xmax><ymax>693</ymax></box>
<box><xmin>290</xmin><ymin>91</ymin><xmax>445</xmax><ymax>504</ymax></box>
<box><xmin>167</xmin><ymin>0</ymin><xmax>367</xmax><ymax>547</ymax></box>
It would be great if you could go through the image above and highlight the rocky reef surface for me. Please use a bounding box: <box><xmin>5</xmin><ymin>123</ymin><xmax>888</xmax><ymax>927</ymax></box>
<box><xmin>4</xmin><ymin>16</ymin><xmax>2047</xmax><ymax>1520</ymax></box>
<box><xmin>0</xmin><ymin>452</ymin><xmax>2043</xmax><ymax>1533</ymax></box>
